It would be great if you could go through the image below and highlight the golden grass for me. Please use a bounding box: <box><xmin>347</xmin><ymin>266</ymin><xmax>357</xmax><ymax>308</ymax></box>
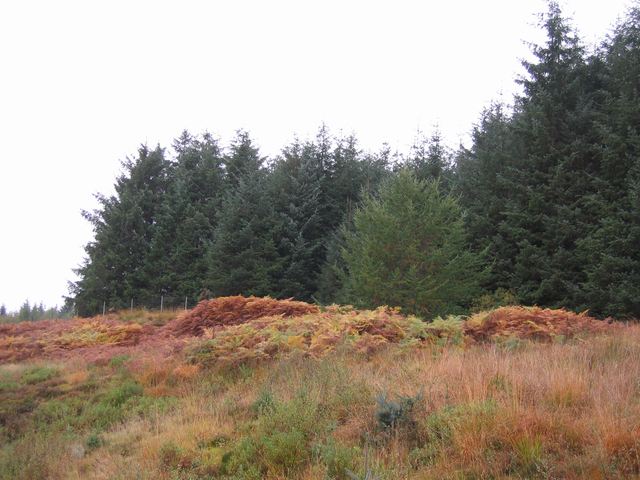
<box><xmin>0</xmin><ymin>303</ymin><xmax>636</xmax><ymax>479</ymax></box>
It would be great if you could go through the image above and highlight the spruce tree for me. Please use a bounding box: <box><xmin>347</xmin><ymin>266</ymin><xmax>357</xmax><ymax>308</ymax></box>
<box><xmin>71</xmin><ymin>145</ymin><xmax>171</xmax><ymax>315</ymax></box>
<box><xmin>207</xmin><ymin>132</ymin><xmax>283</xmax><ymax>297</ymax></box>
<box><xmin>578</xmin><ymin>6</ymin><xmax>640</xmax><ymax>317</ymax></box>
<box><xmin>144</xmin><ymin>131</ymin><xmax>224</xmax><ymax>303</ymax></box>
<box><xmin>495</xmin><ymin>2</ymin><xmax>599</xmax><ymax>308</ymax></box>
<box><xmin>269</xmin><ymin>140</ymin><xmax>323</xmax><ymax>299</ymax></box>
<box><xmin>341</xmin><ymin>170</ymin><xmax>483</xmax><ymax>318</ymax></box>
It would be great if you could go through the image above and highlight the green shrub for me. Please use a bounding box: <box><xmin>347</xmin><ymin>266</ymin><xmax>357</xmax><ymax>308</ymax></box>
<box><xmin>421</xmin><ymin>400</ymin><xmax>497</xmax><ymax>445</ymax></box>
<box><xmin>471</xmin><ymin>288</ymin><xmax>519</xmax><ymax>313</ymax></box>
<box><xmin>261</xmin><ymin>429</ymin><xmax>308</xmax><ymax>473</ymax></box>
<box><xmin>108</xmin><ymin>354</ymin><xmax>130</xmax><ymax>369</ymax></box>
<box><xmin>313</xmin><ymin>439</ymin><xmax>359</xmax><ymax>479</ymax></box>
<box><xmin>251</xmin><ymin>389</ymin><xmax>276</xmax><ymax>415</ymax></box>
<box><xmin>85</xmin><ymin>433</ymin><xmax>103</xmax><ymax>451</ymax></box>
<box><xmin>375</xmin><ymin>392</ymin><xmax>422</xmax><ymax>430</ymax></box>
<box><xmin>102</xmin><ymin>380</ymin><xmax>143</xmax><ymax>407</ymax></box>
<box><xmin>21</xmin><ymin>366</ymin><xmax>58</xmax><ymax>385</ymax></box>
<box><xmin>159</xmin><ymin>441</ymin><xmax>183</xmax><ymax>471</ymax></box>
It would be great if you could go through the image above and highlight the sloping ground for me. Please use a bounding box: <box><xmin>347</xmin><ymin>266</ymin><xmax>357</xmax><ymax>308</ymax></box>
<box><xmin>0</xmin><ymin>318</ymin><xmax>152</xmax><ymax>363</ymax></box>
<box><xmin>0</xmin><ymin>298</ymin><xmax>619</xmax><ymax>365</ymax></box>
<box><xmin>464</xmin><ymin>306</ymin><xmax>614</xmax><ymax>342</ymax></box>
<box><xmin>168</xmin><ymin>295</ymin><xmax>319</xmax><ymax>336</ymax></box>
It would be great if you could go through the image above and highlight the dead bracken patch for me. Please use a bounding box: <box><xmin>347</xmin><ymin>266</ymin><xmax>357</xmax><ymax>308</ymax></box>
<box><xmin>463</xmin><ymin>306</ymin><xmax>614</xmax><ymax>342</ymax></box>
<box><xmin>168</xmin><ymin>295</ymin><xmax>319</xmax><ymax>337</ymax></box>
<box><xmin>187</xmin><ymin>306</ymin><xmax>461</xmax><ymax>365</ymax></box>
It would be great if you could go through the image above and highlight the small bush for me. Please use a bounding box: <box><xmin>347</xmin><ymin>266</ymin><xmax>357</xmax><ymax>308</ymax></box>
<box><xmin>21</xmin><ymin>366</ymin><xmax>58</xmax><ymax>384</ymax></box>
<box><xmin>375</xmin><ymin>392</ymin><xmax>422</xmax><ymax>430</ymax></box>
<box><xmin>313</xmin><ymin>439</ymin><xmax>359</xmax><ymax>480</ymax></box>
<box><xmin>159</xmin><ymin>441</ymin><xmax>183</xmax><ymax>471</ymax></box>
<box><xmin>85</xmin><ymin>433</ymin><xmax>103</xmax><ymax>451</ymax></box>
<box><xmin>102</xmin><ymin>380</ymin><xmax>143</xmax><ymax>407</ymax></box>
<box><xmin>261</xmin><ymin>429</ymin><xmax>308</xmax><ymax>473</ymax></box>
<box><xmin>251</xmin><ymin>389</ymin><xmax>276</xmax><ymax>415</ymax></box>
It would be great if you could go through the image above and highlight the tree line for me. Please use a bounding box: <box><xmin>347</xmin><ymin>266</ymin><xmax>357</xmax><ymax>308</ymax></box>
<box><xmin>0</xmin><ymin>301</ymin><xmax>71</xmax><ymax>323</ymax></box>
<box><xmin>69</xmin><ymin>3</ymin><xmax>640</xmax><ymax>319</ymax></box>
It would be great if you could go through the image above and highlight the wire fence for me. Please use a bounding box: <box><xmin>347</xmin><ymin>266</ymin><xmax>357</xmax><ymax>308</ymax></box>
<box><xmin>82</xmin><ymin>294</ymin><xmax>203</xmax><ymax>317</ymax></box>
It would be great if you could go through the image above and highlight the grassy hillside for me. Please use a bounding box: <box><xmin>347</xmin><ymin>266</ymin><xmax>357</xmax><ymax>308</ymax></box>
<box><xmin>0</xmin><ymin>298</ymin><xmax>638</xmax><ymax>479</ymax></box>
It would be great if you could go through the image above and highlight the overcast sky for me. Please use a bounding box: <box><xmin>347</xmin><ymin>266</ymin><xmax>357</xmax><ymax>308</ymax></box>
<box><xmin>0</xmin><ymin>0</ymin><xmax>631</xmax><ymax>311</ymax></box>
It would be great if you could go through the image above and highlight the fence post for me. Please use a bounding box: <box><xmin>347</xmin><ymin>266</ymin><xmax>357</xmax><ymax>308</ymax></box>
<box><xmin>130</xmin><ymin>298</ymin><xmax>133</xmax><ymax>312</ymax></box>
<box><xmin>160</xmin><ymin>295</ymin><xmax>164</xmax><ymax>312</ymax></box>
<box><xmin>184</xmin><ymin>296</ymin><xmax>188</xmax><ymax>310</ymax></box>
<box><xmin>102</xmin><ymin>301</ymin><xmax>106</xmax><ymax>316</ymax></box>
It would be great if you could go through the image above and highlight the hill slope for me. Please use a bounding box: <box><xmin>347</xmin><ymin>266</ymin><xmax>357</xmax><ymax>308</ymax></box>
<box><xmin>0</xmin><ymin>298</ymin><xmax>637</xmax><ymax>479</ymax></box>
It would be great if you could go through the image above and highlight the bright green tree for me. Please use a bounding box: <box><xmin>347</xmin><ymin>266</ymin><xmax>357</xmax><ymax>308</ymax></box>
<box><xmin>341</xmin><ymin>170</ymin><xmax>483</xmax><ymax>318</ymax></box>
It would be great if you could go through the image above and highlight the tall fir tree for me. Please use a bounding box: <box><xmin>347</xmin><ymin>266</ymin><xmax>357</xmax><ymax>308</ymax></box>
<box><xmin>207</xmin><ymin>132</ymin><xmax>283</xmax><ymax>297</ymax></box>
<box><xmin>143</xmin><ymin>131</ymin><xmax>224</xmax><ymax>303</ymax></box>
<box><xmin>578</xmin><ymin>6</ymin><xmax>640</xmax><ymax>317</ymax></box>
<box><xmin>495</xmin><ymin>2</ymin><xmax>598</xmax><ymax>308</ymax></box>
<box><xmin>71</xmin><ymin>145</ymin><xmax>171</xmax><ymax>315</ymax></box>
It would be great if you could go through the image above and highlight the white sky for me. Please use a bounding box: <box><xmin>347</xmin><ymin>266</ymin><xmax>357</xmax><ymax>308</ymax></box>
<box><xmin>0</xmin><ymin>0</ymin><xmax>631</xmax><ymax>311</ymax></box>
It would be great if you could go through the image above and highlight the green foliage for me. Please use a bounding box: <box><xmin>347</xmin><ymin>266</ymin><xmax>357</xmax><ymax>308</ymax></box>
<box><xmin>68</xmin><ymin>2</ymin><xmax>640</xmax><ymax>320</ymax></box>
<box><xmin>159</xmin><ymin>441</ymin><xmax>189</xmax><ymax>471</ymax></box>
<box><xmin>313</xmin><ymin>439</ymin><xmax>359</xmax><ymax>479</ymax></box>
<box><xmin>471</xmin><ymin>288</ymin><xmax>519</xmax><ymax>313</ymax></box>
<box><xmin>85</xmin><ymin>433</ymin><xmax>103</xmax><ymax>451</ymax></box>
<box><xmin>71</xmin><ymin>145</ymin><xmax>172</xmax><ymax>316</ymax></box>
<box><xmin>341</xmin><ymin>170</ymin><xmax>484</xmax><ymax>318</ymax></box>
<box><xmin>21</xmin><ymin>366</ymin><xmax>58</xmax><ymax>385</ymax></box>
<box><xmin>102</xmin><ymin>380</ymin><xmax>143</xmax><ymax>407</ymax></box>
<box><xmin>251</xmin><ymin>389</ymin><xmax>276</xmax><ymax>415</ymax></box>
<box><xmin>454</xmin><ymin>3</ymin><xmax>640</xmax><ymax>319</ymax></box>
<box><xmin>420</xmin><ymin>400</ymin><xmax>498</xmax><ymax>446</ymax></box>
<box><xmin>375</xmin><ymin>392</ymin><xmax>422</xmax><ymax>430</ymax></box>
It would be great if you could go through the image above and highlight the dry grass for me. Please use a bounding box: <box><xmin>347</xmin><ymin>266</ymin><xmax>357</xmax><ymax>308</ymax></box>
<box><xmin>0</xmin><ymin>300</ymin><xmax>635</xmax><ymax>479</ymax></box>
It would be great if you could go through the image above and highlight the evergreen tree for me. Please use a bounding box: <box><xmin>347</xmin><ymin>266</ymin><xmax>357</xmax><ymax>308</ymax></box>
<box><xmin>269</xmin><ymin>140</ymin><xmax>323</xmax><ymax>299</ymax></box>
<box><xmin>71</xmin><ymin>145</ymin><xmax>171</xmax><ymax>315</ymax></box>
<box><xmin>207</xmin><ymin>132</ymin><xmax>283</xmax><ymax>296</ymax></box>
<box><xmin>455</xmin><ymin>103</ymin><xmax>520</xmax><ymax>293</ymax></box>
<box><xmin>0</xmin><ymin>304</ymin><xmax>6</xmax><ymax>317</ymax></box>
<box><xmin>341</xmin><ymin>170</ymin><xmax>483</xmax><ymax>318</ymax></box>
<box><xmin>18</xmin><ymin>300</ymin><xmax>31</xmax><ymax>321</ymax></box>
<box><xmin>144</xmin><ymin>131</ymin><xmax>224</xmax><ymax>303</ymax></box>
<box><xmin>224</xmin><ymin>130</ymin><xmax>263</xmax><ymax>189</ymax></box>
<box><xmin>407</xmin><ymin>129</ymin><xmax>452</xmax><ymax>188</ymax></box>
<box><xmin>577</xmin><ymin>6</ymin><xmax>640</xmax><ymax>317</ymax></box>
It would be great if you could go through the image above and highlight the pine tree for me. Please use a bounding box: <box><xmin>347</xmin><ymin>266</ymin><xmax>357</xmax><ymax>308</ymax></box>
<box><xmin>224</xmin><ymin>130</ymin><xmax>263</xmax><ymax>189</ymax></box>
<box><xmin>455</xmin><ymin>103</ymin><xmax>520</xmax><ymax>293</ymax></box>
<box><xmin>341</xmin><ymin>170</ymin><xmax>483</xmax><ymax>318</ymax></box>
<box><xmin>207</xmin><ymin>172</ymin><xmax>283</xmax><ymax>297</ymax></box>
